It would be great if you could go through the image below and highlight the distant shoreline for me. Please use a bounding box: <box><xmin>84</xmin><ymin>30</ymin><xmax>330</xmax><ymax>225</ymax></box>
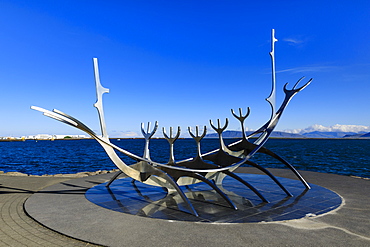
<box><xmin>0</xmin><ymin>169</ymin><xmax>119</xmax><ymax>178</ymax></box>
<box><xmin>1</xmin><ymin>137</ymin><xmax>369</xmax><ymax>142</ymax></box>
<box><xmin>1</xmin><ymin>168</ymin><xmax>368</xmax><ymax>180</ymax></box>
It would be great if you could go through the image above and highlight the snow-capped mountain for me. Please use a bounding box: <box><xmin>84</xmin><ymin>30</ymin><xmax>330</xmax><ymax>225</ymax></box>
<box><xmin>283</xmin><ymin>124</ymin><xmax>370</xmax><ymax>135</ymax></box>
<box><xmin>206</xmin><ymin>124</ymin><xmax>370</xmax><ymax>139</ymax></box>
<box><xmin>283</xmin><ymin>124</ymin><xmax>370</xmax><ymax>138</ymax></box>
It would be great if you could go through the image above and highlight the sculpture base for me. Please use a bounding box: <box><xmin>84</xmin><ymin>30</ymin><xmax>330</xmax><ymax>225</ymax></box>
<box><xmin>85</xmin><ymin>173</ymin><xmax>342</xmax><ymax>223</ymax></box>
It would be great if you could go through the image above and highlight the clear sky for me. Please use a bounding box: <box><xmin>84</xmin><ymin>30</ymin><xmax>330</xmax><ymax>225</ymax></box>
<box><xmin>1</xmin><ymin>1</ymin><xmax>369</xmax><ymax>137</ymax></box>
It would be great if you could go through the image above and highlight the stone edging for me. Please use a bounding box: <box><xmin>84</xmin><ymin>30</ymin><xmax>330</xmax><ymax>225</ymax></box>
<box><xmin>0</xmin><ymin>169</ymin><xmax>120</xmax><ymax>178</ymax></box>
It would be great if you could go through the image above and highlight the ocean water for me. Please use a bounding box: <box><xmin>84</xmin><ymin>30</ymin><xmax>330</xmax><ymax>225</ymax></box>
<box><xmin>0</xmin><ymin>139</ymin><xmax>369</xmax><ymax>178</ymax></box>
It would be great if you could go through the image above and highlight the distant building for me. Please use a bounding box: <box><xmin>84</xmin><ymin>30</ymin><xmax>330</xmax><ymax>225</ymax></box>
<box><xmin>34</xmin><ymin>134</ymin><xmax>53</xmax><ymax>140</ymax></box>
<box><xmin>53</xmin><ymin>134</ymin><xmax>88</xmax><ymax>139</ymax></box>
<box><xmin>0</xmin><ymin>136</ymin><xmax>25</xmax><ymax>141</ymax></box>
<box><xmin>1</xmin><ymin>134</ymin><xmax>88</xmax><ymax>140</ymax></box>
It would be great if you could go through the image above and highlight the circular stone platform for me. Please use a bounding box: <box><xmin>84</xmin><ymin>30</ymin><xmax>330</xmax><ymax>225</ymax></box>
<box><xmin>25</xmin><ymin>169</ymin><xmax>352</xmax><ymax>247</ymax></box>
<box><xmin>85</xmin><ymin>173</ymin><xmax>341</xmax><ymax>223</ymax></box>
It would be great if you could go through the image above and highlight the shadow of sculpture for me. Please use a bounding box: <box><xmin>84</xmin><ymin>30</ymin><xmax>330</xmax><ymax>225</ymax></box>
<box><xmin>85</xmin><ymin>174</ymin><xmax>321</xmax><ymax>223</ymax></box>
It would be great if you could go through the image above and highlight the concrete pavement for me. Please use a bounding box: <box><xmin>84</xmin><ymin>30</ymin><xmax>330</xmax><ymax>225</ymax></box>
<box><xmin>1</xmin><ymin>168</ymin><xmax>370</xmax><ymax>246</ymax></box>
<box><xmin>0</xmin><ymin>175</ymin><xmax>100</xmax><ymax>246</ymax></box>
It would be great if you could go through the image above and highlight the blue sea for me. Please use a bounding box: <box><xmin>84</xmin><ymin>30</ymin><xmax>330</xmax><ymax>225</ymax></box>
<box><xmin>0</xmin><ymin>139</ymin><xmax>369</xmax><ymax>178</ymax></box>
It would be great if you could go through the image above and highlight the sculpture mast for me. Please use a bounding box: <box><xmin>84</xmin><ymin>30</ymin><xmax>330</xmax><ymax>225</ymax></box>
<box><xmin>266</xmin><ymin>29</ymin><xmax>278</xmax><ymax>119</ymax></box>
<box><xmin>93</xmin><ymin>58</ymin><xmax>110</xmax><ymax>139</ymax></box>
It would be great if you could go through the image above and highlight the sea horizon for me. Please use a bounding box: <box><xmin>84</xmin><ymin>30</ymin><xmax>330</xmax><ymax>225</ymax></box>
<box><xmin>1</xmin><ymin>138</ymin><xmax>369</xmax><ymax>179</ymax></box>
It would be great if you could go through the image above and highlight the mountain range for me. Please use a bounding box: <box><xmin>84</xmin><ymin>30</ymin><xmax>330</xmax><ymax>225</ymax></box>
<box><xmin>343</xmin><ymin>132</ymin><xmax>370</xmax><ymax>138</ymax></box>
<box><xmin>113</xmin><ymin>124</ymin><xmax>370</xmax><ymax>138</ymax></box>
<box><xmin>205</xmin><ymin>130</ymin><xmax>370</xmax><ymax>139</ymax></box>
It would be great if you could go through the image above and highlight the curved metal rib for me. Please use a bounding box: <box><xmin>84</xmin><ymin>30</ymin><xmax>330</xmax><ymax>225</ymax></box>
<box><xmin>226</xmin><ymin>137</ymin><xmax>310</xmax><ymax>189</ymax></box>
<box><xmin>221</xmin><ymin>170</ymin><xmax>269</xmax><ymax>203</ymax></box>
<box><xmin>257</xmin><ymin>147</ymin><xmax>311</xmax><ymax>189</ymax></box>
<box><xmin>190</xmin><ymin>173</ymin><xmax>237</xmax><ymax>210</ymax></box>
<box><xmin>31</xmin><ymin>106</ymin><xmax>242</xmax><ymax>174</ymax></box>
<box><xmin>244</xmin><ymin>160</ymin><xmax>292</xmax><ymax>197</ymax></box>
<box><xmin>151</xmin><ymin>169</ymin><xmax>199</xmax><ymax>216</ymax></box>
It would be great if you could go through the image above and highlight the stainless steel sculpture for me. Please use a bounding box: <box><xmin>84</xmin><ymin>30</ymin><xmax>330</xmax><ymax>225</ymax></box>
<box><xmin>32</xmin><ymin>30</ymin><xmax>312</xmax><ymax>217</ymax></box>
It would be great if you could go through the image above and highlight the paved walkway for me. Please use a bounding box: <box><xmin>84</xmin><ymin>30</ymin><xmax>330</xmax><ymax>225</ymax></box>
<box><xmin>1</xmin><ymin>168</ymin><xmax>370</xmax><ymax>246</ymax></box>
<box><xmin>0</xmin><ymin>175</ymin><xmax>100</xmax><ymax>246</ymax></box>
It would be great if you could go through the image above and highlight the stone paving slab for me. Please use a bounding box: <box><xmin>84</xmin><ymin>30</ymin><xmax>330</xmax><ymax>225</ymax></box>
<box><xmin>0</xmin><ymin>175</ymin><xmax>101</xmax><ymax>247</ymax></box>
<box><xmin>22</xmin><ymin>168</ymin><xmax>370</xmax><ymax>247</ymax></box>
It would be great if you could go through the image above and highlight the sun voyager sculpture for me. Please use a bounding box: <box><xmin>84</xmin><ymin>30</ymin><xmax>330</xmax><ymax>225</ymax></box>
<box><xmin>32</xmin><ymin>30</ymin><xmax>312</xmax><ymax>217</ymax></box>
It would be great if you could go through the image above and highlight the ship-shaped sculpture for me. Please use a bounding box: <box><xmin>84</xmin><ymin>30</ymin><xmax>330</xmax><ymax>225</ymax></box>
<box><xmin>32</xmin><ymin>30</ymin><xmax>312</xmax><ymax>216</ymax></box>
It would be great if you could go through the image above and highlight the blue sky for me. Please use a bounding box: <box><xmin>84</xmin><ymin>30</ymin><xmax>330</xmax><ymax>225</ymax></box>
<box><xmin>1</xmin><ymin>1</ymin><xmax>369</xmax><ymax>137</ymax></box>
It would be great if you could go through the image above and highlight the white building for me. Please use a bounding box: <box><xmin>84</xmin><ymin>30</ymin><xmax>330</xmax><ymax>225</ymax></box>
<box><xmin>25</xmin><ymin>134</ymin><xmax>88</xmax><ymax>140</ymax></box>
<box><xmin>34</xmin><ymin>134</ymin><xmax>53</xmax><ymax>140</ymax></box>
